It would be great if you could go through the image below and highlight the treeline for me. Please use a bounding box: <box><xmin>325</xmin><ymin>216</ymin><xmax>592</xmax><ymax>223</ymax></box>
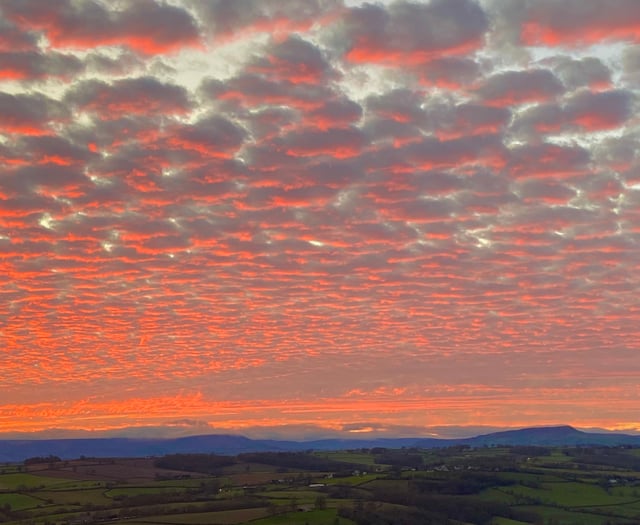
<box><xmin>154</xmin><ymin>451</ymin><xmax>357</xmax><ymax>473</ymax></box>
<box><xmin>563</xmin><ymin>447</ymin><xmax>640</xmax><ymax>470</ymax></box>
<box><xmin>338</xmin><ymin>496</ymin><xmax>536</xmax><ymax>525</ymax></box>
<box><xmin>24</xmin><ymin>455</ymin><xmax>61</xmax><ymax>465</ymax></box>
<box><xmin>412</xmin><ymin>472</ymin><xmax>514</xmax><ymax>495</ymax></box>
<box><xmin>154</xmin><ymin>453</ymin><xmax>236</xmax><ymax>473</ymax></box>
<box><xmin>238</xmin><ymin>452</ymin><xmax>356</xmax><ymax>472</ymax></box>
<box><xmin>337</xmin><ymin>473</ymin><xmax>536</xmax><ymax>525</ymax></box>
<box><xmin>374</xmin><ymin>451</ymin><xmax>423</xmax><ymax>468</ymax></box>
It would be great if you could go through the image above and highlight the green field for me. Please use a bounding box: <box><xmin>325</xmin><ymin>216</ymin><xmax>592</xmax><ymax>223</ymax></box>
<box><xmin>319</xmin><ymin>451</ymin><xmax>378</xmax><ymax>466</ymax></box>
<box><xmin>251</xmin><ymin>509</ymin><xmax>355</xmax><ymax>525</ymax></box>
<box><xmin>121</xmin><ymin>507</ymin><xmax>269</xmax><ymax>524</ymax></box>
<box><xmin>1</xmin><ymin>446</ymin><xmax>640</xmax><ymax>524</ymax></box>
<box><xmin>0</xmin><ymin>493</ymin><xmax>42</xmax><ymax>511</ymax></box>
<box><xmin>0</xmin><ymin>473</ymin><xmax>74</xmax><ymax>490</ymax></box>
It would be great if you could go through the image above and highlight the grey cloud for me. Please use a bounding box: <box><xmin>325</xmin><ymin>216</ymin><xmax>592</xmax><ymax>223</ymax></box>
<box><xmin>303</xmin><ymin>158</ymin><xmax>364</xmax><ymax>187</ymax></box>
<box><xmin>248</xmin><ymin>36</ymin><xmax>336</xmax><ymax>83</ymax></box>
<box><xmin>520</xmin><ymin>0</ymin><xmax>640</xmax><ymax>42</ymax></box>
<box><xmin>280</xmin><ymin>126</ymin><xmax>365</xmax><ymax>157</ymax></box>
<box><xmin>622</xmin><ymin>46</ymin><xmax>640</xmax><ymax>84</ymax></box>
<box><xmin>192</xmin><ymin>0</ymin><xmax>339</xmax><ymax>38</ymax></box>
<box><xmin>403</xmin><ymin>133</ymin><xmax>506</xmax><ymax>168</ymax></box>
<box><xmin>363</xmin><ymin>118</ymin><xmax>422</xmax><ymax>146</ymax></box>
<box><xmin>412</xmin><ymin>171</ymin><xmax>466</xmax><ymax>196</ymax></box>
<box><xmin>197</xmin><ymin>77</ymin><xmax>227</xmax><ymax>99</ymax></box>
<box><xmin>1</xmin><ymin>0</ymin><xmax>200</xmax><ymax>54</ymax></box>
<box><xmin>85</xmin><ymin>50</ymin><xmax>144</xmax><ymax>75</ymax></box>
<box><xmin>14</xmin><ymin>135</ymin><xmax>96</xmax><ymax>165</ymax></box>
<box><xmin>0</xmin><ymin>19</ymin><xmax>39</xmax><ymax>50</ymax></box>
<box><xmin>578</xmin><ymin>173</ymin><xmax>624</xmax><ymax>201</ymax></box>
<box><xmin>69</xmin><ymin>115</ymin><xmax>161</xmax><ymax>150</ymax></box>
<box><xmin>516</xmin><ymin>180</ymin><xmax>577</xmax><ymax>204</ymax></box>
<box><xmin>338</xmin><ymin>0</ymin><xmax>488</xmax><ymax>60</ymax></box>
<box><xmin>0</xmin><ymin>193</ymin><xmax>65</xmax><ymax>216</ymax></box>
<box><xmin>420</xmin><ymin>57</ymin><xmax>480</xmax><ymax>87</ymax></box>
<box><xmin>201</xmin><ymin>72</ymin><xmax>332</xmax><ymax>109</ymax></box>
<box><xmin>565</xmin><ymin>89</ymin><xmax>634</xmax><ymax>128</ymax></box>
<box><xmin>0</xmin><ymin>91</ymin><xmax>68</xmax><ymax>133</ymax></box>
<box><xmin>65</xmin><ymin>76</ymin><xmax>191</xmax><ymax>117</ymax></box>
<box><xmin>509</xmin><ymin>205</ymin><xmax>602</xmax><ymax>232</ymax></box>
<box><xmin>241</xmin><ymin>143</ymin><xmax>300</xmax><ymax>172</ymax></box>
<box><xmin>390</xmin><ymin>197</ymin><xmax>459</xmax><ymax>223</ymax></box>
<box><xmin>550</xmin><ymin>56</ymin><xmax>611</xmax><ymax>90</ymax></box>
<box><xmin>509</xmin><ymin>103</ymin><xmax>563</xmax><ymax>137</ymax></box>
<box><xmin>308</xmin><ymin>97</ymin><xmax>363</xmax><ymax>128</ymax></box>
<box><xmin>594</xmin><ymin>133</ymin><xmax>640</xmax><ymax>172</ymax></box>
<box><xmin>477</xmin><ymin>68</ymin><xmax>564</xmax><ymax>105</ymax></box>
<box><xmin>507</xmin><ymin>142</ymin><xmax>591</xmax><ymax>178</ymax></box>
<box><xmin>425</xmin><ymin>103</ymin><xmax>511</xmax><ymax>138</ymax></box>
<box><xmin>242</xmin><ymin>106</ymin><xmax>299</xmax><ymax>140</ymax></box>
<box><xmin>366</xmin><ymin>88</ymin><xmax>425</xmax><ymax>123</ymax></box>
<box><xmin>116</xmin><ymin>0</ymin><xmax>201</xmax><ymax>52</ymax></box>
<box><xmin>468</xmin><ymin>170</ymin><xmax>510</xmax><ymax>196</ymax></box>
<box><xmin>2</xmin><ymin>164</ymin><xmax>88</xmax><ymax>195</ymax></box>
<box><xmin>458</xmin><ymin>186</ymin><xmax>518</xmax><ymax>215</ymax></box>
<box><xmin>511</xmin><ymin>89</ymin><xmax>634</xmax><ymax>138</ymax></box>
<box><xmin>143</xmin><ymin>234</ymin><xmax>192</xmax><ymax>252</ymax></box>
<box><xmin>175</xmin><ymin>115</ymin><xmax>246</xmax><ymax>154</ymax></box>
<box><xmin>0</xmin><ymin>51</ymin><xmax>84</xmax><ymax>81</ymax></box>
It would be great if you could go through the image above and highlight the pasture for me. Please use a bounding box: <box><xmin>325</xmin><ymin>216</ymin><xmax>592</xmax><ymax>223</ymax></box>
<box><xmin>1</xmin><ymin>446</ymin><xmax>640</xmax><ymax>524</ymax></box>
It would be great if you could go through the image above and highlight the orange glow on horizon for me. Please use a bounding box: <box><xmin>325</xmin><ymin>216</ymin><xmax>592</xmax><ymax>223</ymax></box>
<box><xmin>1</xmin><ymin>0</ymin><xmax>638</xmax><ymax>437</ymax></box>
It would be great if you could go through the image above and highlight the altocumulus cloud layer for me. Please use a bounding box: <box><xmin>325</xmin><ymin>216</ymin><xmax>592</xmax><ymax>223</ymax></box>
<box><xmin>1</xmin><ymin>0</ymin><xmax>639</xmax><ymax>436</ymax></box>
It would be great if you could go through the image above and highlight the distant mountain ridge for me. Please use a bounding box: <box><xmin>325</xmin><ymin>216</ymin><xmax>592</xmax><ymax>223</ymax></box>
<box><xmin>1</xmin><ymin>425</ymin><xmax>639</xmax><ymax>462</ymax></box>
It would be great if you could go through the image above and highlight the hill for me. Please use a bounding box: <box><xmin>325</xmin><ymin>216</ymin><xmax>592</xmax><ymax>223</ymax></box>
<box><xmin>1</xmin><ymin>426</ymin><xmax>638</xmax><ymax>462</ymax></box>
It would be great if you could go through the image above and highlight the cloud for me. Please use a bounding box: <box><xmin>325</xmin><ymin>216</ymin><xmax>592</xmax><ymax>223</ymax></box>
<box><xmin>419</xmin><ymin>57</ymin><xmax>481</xmax><ymax>89</ymax></box>
<box><xmin>0</xmin><ymin>50</ymin><xmax>84</xmax><ymax>81</ymax></box>
<box><xmin>622</xmin><ymin>46</ymin><xmax>640</xmax><ymax>86</ymax></box>
<box><xmin>1</xmin><ymin>0</ymin><xmax>640</xmax><ymax>437</ymax></box>
<box><xmin>0</xmin><ymin>19</ymin><xmax>39</xmax><ymax>51</ymax></box>
<box><xmin>476</xmin><ymin>69</ymin><xmax>565</xmax><ymax>107</ymax></box>
<box><xmin>248</xmin><ymin>36</ymin><xmax>336</xmax><ymax>84</ymax></box>
<box><xmin>564</xmin><ymin>89</ymin><xmax>635</xmax><ymax>131</ymax></box>
<box><xmin>192</xmin><ymin>0</ymin><xmax>340</xmax><ymax>40</ymax></box>
<box><xmin>281</xmin><ymin>126</ymin><xmax>365</xmax><ymax>158</ymax></box>
<box><xmin>202</xmin><ymin>73</ymin><xmax>332</xmax><ymax>110</ymax></box>
<box><xmin>550</xmin><ymin>56</ymin><xmax>612</xmax><ymax>90</ymax></box>
<box><xmin>0</xmin><ymin>92</ymin><xmax>68</xmax><ymax>135</ymax></box>
<box><xmin>520</xmin><ymin>0</ymin><xmax>640</xmax><ymax>47</ymax></box>
<box><xmin>168</xmin><ymin>115</ymin><xmax>247</xmax><ymax>158</ymax></box>
<box><xmin>1</xmin><ymin>0</ymin><xmax>201</xmax><ymax>54</ymax></box>
<box><xmin>66</xmin><ymin>77</ymin><xmax>191</xmax><ymax>118</ymax></box>
<box><xmin>507</xmin><ymin>142</ymin><xmax>591</xmax><ymax>179</ymax></box>
<box><xmin>516</xmin><ymin>180</ymin><xmax>576</xmax><ymax>205</ymax></box>
<box><xmin>338</xmin><ymin>0</ymin><xmax>488</xmax><ymax>66</ymax></box>
<box><xmin>512</xmin><ymin>89</ymin><xmax>635</xmax><ymax>136</ymax></box>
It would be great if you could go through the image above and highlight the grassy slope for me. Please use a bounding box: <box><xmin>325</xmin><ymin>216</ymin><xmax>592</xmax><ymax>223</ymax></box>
<box><xmin>1</xmin><ymin>448</ymin><xmax>640</xmax><ymax>524</ymax></box>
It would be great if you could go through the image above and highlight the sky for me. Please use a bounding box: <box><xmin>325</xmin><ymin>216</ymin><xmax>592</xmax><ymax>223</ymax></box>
<box><xmin>1</xmin><ymin>0</ymin><xmax>639</xmax><ymax>440</ymax></box>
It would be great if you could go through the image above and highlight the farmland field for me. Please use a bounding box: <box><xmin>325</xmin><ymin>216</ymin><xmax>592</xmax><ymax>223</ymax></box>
<box><xmin>1</xmin><ymin>446</ymin><xmax>640</xmax><ymax>524</ymax></box>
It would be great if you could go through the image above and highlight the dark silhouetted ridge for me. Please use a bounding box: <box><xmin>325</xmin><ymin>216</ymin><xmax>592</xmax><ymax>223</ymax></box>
<box><xmin>1</xmin><ymin>426</ymin><xmax>639</xmax><ymax>462</ymax></box>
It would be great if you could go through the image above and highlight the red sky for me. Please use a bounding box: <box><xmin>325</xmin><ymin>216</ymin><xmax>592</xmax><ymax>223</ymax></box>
<box><xmin>1</xmin><ymin>0</ymin><xmax>639</xmax><ymax>439</ymax></box>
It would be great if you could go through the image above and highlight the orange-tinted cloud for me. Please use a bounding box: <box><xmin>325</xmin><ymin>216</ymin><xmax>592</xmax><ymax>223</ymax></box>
<box><xmin>66</xmin><ymin>77</ymin><xmax>191</xmax><ymax>118</ymax></box>
<box><xmin>341</xmin><ymin>0</ymin><xmax>488</xmax><ymax>67</ymax></box>
<box><xmin>477</xmin><ymin>69</ymin><xmax>564</xmax><ymax>107</ymax></box>
<box><xmin>520</xmin><ymin>0</ymin><xmax>640</xmax><ymax>46</ymax></box>
<box><xmin>0</xmin><ymin>92</ymin><xmax>68</xmax><ymax>135</ymax></box>
<box><xmin>2</xmin><ymin>0</ymin><xmax>639</xmax><ymax>438</ymax></box>
<box><xmin>1</xmin><ymin>0</ymin><xmax>201</xmax><ymax>54</ymax></box>
<box><xmin>0</xmin><ymin>51</ymin><xmax>83</xmax><ymax>81</ymax></box>
<box><xmin>193</xmin><ymin>0</ymin><xmax>340</xmax><ymax>41</ymax></box>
